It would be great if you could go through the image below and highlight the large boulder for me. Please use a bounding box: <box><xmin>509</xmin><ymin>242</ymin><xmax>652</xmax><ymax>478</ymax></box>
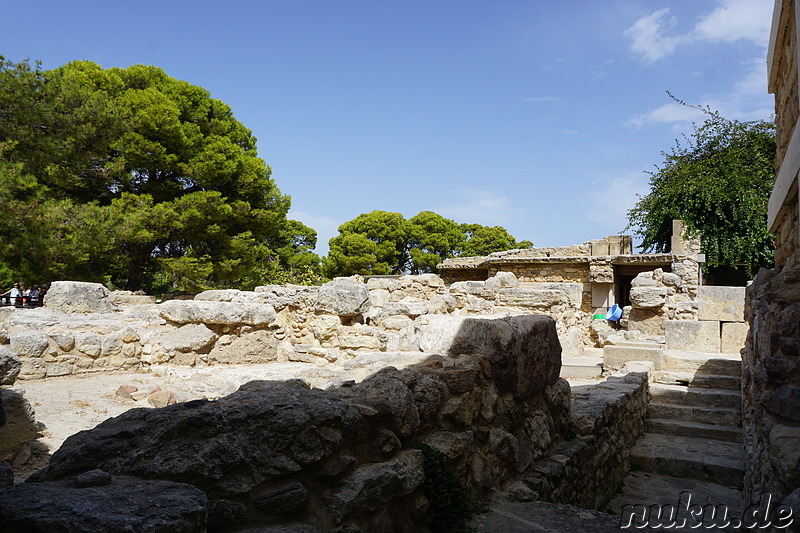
<box><xmin>0</xmin><ymin>475</ymin><xmax>207</xmax><ymax>532</ymax></box>
<box><xmin>156</xmin><ymin>324</ymin><xmax>218</xmax><ymax>353</ymax></box>
<box><xmin>44</xmin><ymin>281</ymin><xmax>118</xmax><ymax>314</ymax></box>
<box><xmin>159</xmin><ymin>300</ymin><xmax>276</xmax><ymax>326</ymax></box>
<box><xmin>315</xmin><ymin>278</ymin><xmax>370</xmax><ymax>318</ymax></box>
<box><xmin>0</xmin><ymin>388</ymin><xmax>38</xmax><ymax>462</ymax></box>
<box><xmin>415</xmin><ymin>315</ymin><xmax>562</xmax><ymax>397</ymax></box>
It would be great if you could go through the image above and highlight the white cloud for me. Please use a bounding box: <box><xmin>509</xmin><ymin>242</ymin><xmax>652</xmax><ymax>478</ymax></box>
<box><xmin>627</xmin><ymin>102</ymin><xmax>707</xmax><ymax>128</ymax></box>
<box><xmin>437</xmin><ymin>188</ymin><xmax>522</xmax><ymax>227</ymax></box>
<box><xmin>287</xmin><ymin>210</ymin><xmax>340</xmax><ymax>255</ymax></box>
<box><xmin>624</xmin><ymin>8</ymin><xmax>688</xmax><ymax>63</ymax></box>
<box><xmin>735</xmin><ymin>57</ymin><xmax>768</xmax><ymax>96</ymax></box>
<box><xmin>586</xmin><ymin>172</ymin><xmax>651</xmax><ymax>232</ymax></box>
<box><xmin>625</xmin><ymin>1</ymin><xmax>771</xmax><ymax>63</ymax></box>
<box><xmin>694</xmin><ymin>0</ymin><xmax>771</xmax><ymax>45</ymax></box>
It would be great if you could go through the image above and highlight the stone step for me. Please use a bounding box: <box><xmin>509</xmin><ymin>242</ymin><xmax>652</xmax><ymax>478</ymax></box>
<box><xmin>630</xmin><ymin>433</ymin><xmax>744</xmax><ymax>489</ymax></box>
<box><xmin>604</xmin><ymin>345</ymin><xmax>664</xmax><ymax>371</ymax></box>
<box><xmin>655</xmin><ymin>371</ymin><xmax>741</xmax><ymax>391</ymax></box>
<box><xmin>648</xmin><ymin>402</ymin><xmax>741</xmax><ymax>427</ymax></box>
<box><xmin>649</xmin><ymin>383</ymin><xmax>741</xmax><ymax>409</ymax></box>
<box><xmin>560</xmin><ymin>356</ymin><xmax>603</xmax><ymax>379</ymax></box>
<box><xmin>663</xmin><ymin>350</ymin><xmax>742</xmax><ymax>377</ymax></box>
<box><xmin>645</xmin><ymin>418</ymin><xmax>743</xmax><ymax>443</ymax></box>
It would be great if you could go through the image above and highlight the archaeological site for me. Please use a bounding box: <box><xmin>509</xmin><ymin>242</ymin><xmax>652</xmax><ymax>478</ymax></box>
<box><xmin>1</xmin><ymin>1</ymin><xmax>799</xmax><ymax>531</ymax></box>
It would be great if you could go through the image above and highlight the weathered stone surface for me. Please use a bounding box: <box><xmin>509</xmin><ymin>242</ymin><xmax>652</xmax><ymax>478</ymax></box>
<box><xmin>108</xmin><ymin>291</ymin><xmax>157</xmax><ymax>305</ymax></box>
<box><xmin>496</xmin><ymin>288</ymin><xmax>564</xmax><ymax>308</ymax></box>
<box><xmin>157</xmin><ymin>324</ymin><xmax>217</xmax><ymax>353</ymax></box>
<box><xmin>31</xmin><ymin>383</ymin><xmax>360</xmax><ymax>499</ymax></box>
<box><xmin>484</xmin><ymin>272</ymin><xmax>519</xmax><ymax>290</ymax></box>
<box><xmin>49</xmin><ymin>332</ymin><xmax>75</xmax><ymax>352</ymax></box>
<box><xmin>720</xmin><ymin>322</ymin><xmax>748</xmax><ymax>354</ymax></box>
<box><xmin>629</xmin><ymin>286</ymin><xmax>668</xmax><ymax>309</ymax></box>
<box><xmin>159</xmin><ymin>300</ymin><xmax>276</xmax><ymax>326</ymax></box>
<box><xmin>74</xmin><ymin>332</ymin><xmax>102</xmax><ymax>358</ymax></box>
<box><xmin>698</xmin><ymin>286</ymin><xmax>745</xmax><ymax>322</ymax></box>
<box><xmin>0</xmin><ymin>475</ymin><xmax>207</xmax><ymax>532</ymax></box>
<box><xmin>194</xmin><ymin>289</ymin><xmax>262</xmax><ymax>303</ymax></box>
<box><xmin>383</xmin><ymin>300</ymin><xmax>429</xmax><ymax>317</ymax></box>
<box><xmin>314</xmin><ymin>278</ymin><xmax>370</xmax><ymax>317</ymax></box>
<box><xmin>527</xmin><ymin>282</ymin><xmax>583</xmax><ymax>308</ymax></box>
<box><xmin>251</xmin><ymin>479</ymin><xmax>310</xmax><ymax>514</ymax></box>
<box><xmin>44</xmin><ymin>281</ymin><xmax>118</xmax><ymax>314</ymax></box>
<box><xmin>665</xmin><ymin>320</ymin><xmax>720</xmax><ymax>353</ymax></box>
<box><xmin>255</xmin><ymin>284</ymin><xmax>319</xmax><ymax>310</ymax></box>
<box><xmin>768</xmin><ymin>424</ymin><xmax>800</xmax><ymax>488</ymax></box>
<box><xmin>208</xmin><ymin>330</ymin><xmax>278</xmax><ymax>364</ymax></box>
<box><xmin>415</xmin><ymin>315</ymin><xmax>561</xmax><ymax>396</ymax></box>
<box><xmin>9</xmin><ymin>331</ymin><xmax>48</xmax><ymax>359</ymax></box>
<box><xmin>324</xmin><ymin>450</ymin><xmax>424</xmax><ymax>524</ymax></box>
<box><xmin>0</xmin><ymin>347</ymin><xmax>21</xmax><ymax>385</ymax></box>
<box><xmin>626</xmin><ymin>308</ymin><xmax>665</xmax><ymax>337</ymax></box>
<box><xmin>0</xmin><ymin>460</ymin><xmax>12</xmax><ymax>489</ymax></box>
<box><xmin>768</xmin><ymin>386</ymin><xmax>800</xmax><ymax>423</ymax></box>
<box><xmin>0</xmin><ymin>388</ymin><xmax>38</xmax><ymax>459</ymax></box>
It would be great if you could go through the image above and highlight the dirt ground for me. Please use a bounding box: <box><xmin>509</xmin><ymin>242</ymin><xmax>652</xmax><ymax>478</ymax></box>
<box><xmin>10</xmin><ymin>362</ymin><xmax>353</xmax><ymax>481</ymax></box>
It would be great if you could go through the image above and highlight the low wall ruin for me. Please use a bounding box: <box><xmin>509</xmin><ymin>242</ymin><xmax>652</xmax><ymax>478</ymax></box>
<box><xmin>0</xmin><ymin>312</ymin><xmax>649</xmax><ymax>531</ymax></box>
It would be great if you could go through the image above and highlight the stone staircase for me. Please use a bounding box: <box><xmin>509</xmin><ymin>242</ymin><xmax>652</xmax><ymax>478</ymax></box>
<box><xmin>630</xmin><ymin>350</ymin><xmax>745</xmax><ymax>489</ymax></box>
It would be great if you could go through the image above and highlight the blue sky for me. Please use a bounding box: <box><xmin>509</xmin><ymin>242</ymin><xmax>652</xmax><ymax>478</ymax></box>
<box><xmin>2</xmin><ymin>0</ymin><xmax>774</xmax><ymax>254</ymax></box>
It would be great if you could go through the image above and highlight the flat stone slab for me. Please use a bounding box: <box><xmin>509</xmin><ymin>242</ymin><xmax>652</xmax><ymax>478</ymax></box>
<box><xmin>650</xmin><ymin>382</ymin><xmax>742</xmax><ymax>408</ymax></box>
<box><xmin>560</xmin><ymin>356</ymin><xmax>603</xmax><ymax>378</ymax></box>
<box><xmin>630</xmin><ymin>433</ymin><xmax>744</xmax><ymax>489</ymax></box>
<box><xmin>698</xmin><ymin>286</ymin><xmax>745</xmax><ymax>322</ymax></box>
<box><xmin>470</xmin><ymin>500</ymin><xmax>622</xmax><ymax>532</ymax></box>
<box><xmin>665</xmin><ymin>321</ymin><xmax>721</xmax><ymax>353</ymax></box>
<box><xmin>663</xmin><ymin>350</ymin><xmax>741</xmax><ymax>376</ymax></box>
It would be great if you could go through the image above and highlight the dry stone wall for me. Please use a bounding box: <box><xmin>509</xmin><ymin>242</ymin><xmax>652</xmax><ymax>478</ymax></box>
<box><xmin>0</xmin><ymin>273</ymin><xmax>598</xmax><ymax>381</ymax></box>
<box><xmin>0</xmin><ymin>315</ymin><xmax>651</xmax><ymax>531</ymax></box>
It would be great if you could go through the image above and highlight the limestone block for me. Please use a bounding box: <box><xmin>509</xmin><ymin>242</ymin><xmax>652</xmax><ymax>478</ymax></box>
<box><xmin>101</xmin><ymin>334</ymin><xmax>124</xmax><ymax>356</ymax></box>
<box><xmin>314</xmin><ymin>278</ymin><xmax>370</xmax><ymax>317</ymax></box>
<box><xmin>44</xmin><ymin>281</ymin><xmax>117</xmax><ymax>314</ymax></box>
<box><xmin>589</xmin><ymin>263</ymin><xmax>614</xmax><ymax>283</ymax></box>
<box><xmin>496</xmin><ymin>289</ymin><xmax>564</xmax><ymax>308</ymax></box>
<box><xmin>528</xmin><ymin>283</ymin><xmax>583</xmax><ymax>308</ymax></box>
<box><xmin>254</xmin><ymin>285</ymin><xmax>318</xmax><ymax>310</ymax></box>
<box><xmin>629</xmin><ymin>286</ymin><xmax>668</xmax><ymax>309</ymax></box>
<box><xmin>698</xmin><ymin>286</ymin><xmax>745</xmax><ymax>322</ymax></box>
<box><xmin>426</xmin><ymin>294</ymin><xmax>456</xmax><ymax>314</ymax></box>
<box><xmin>157</xmin><ymin>324</ymin><xmax>217</xmax><ymax>353</ymax></box>
<box><xmin>449</xmin><ymin>281</ymin><xmax>489</xmax><ymax>296</ymax></box>
<box><xmin>75</xmin><ymin>333</ymin><xmax>102</xmax><ymax>358</ymax></box>
<box><xmin>720</xmin><ymin>322</ymin><xmax>748</xmax><ymax>354</ymax></box>
<box><xmin>591</xmin><ymin>283</ymin><xmax>614</xmax><ymax>308</ymax></box>
<box><xmin>159</xmin><ymin>300</ymin><xmax>277</xmax><ymax>326</ymax></box>
<box><xmin>19</xmin><ymin>359</ymin><xmax>46</xmax><ymax>379</ymax></box>
<box><xmin>49</xmin><ymin>333</ymin><xmax>75</xmax><ymax>352</ymax></box>
<box><xmin>46</xmin><ymin>363</ymin><xmax>72</xmax><ymax>377</ymax></box>
<box><xmin>484</xmin><ymin>272</ymin><xmax>519</xmax><ymax>290</ymax></box>
<box><xmin>9</xmin><ymin>331</ymin><xmax>49</xmax><ymax>359</ymax></box>
<box><xmin>193</xmin><ymin>289</ymin><xmax>261</xmax><ymax>304</ymax></box>
<box><xmin>383</xmin><ymin>300</ymin><xmax>429</xmax><ymax>317</ymax></box>
<box><xmin>414</xmin><ymin>315</ymin><xmax>562</xmax><ymax>396</ymax></box>
<box><xmin>108</xmin><ymin>291</ymin><xmax>157</xmax><ymax>305</ymax></box>
<box><xmin>207</xmin><ymin>330</ymin><xmax>277</xmax><ymax>364</ymax></box>
<box><xmin>603</xmin><ymin>345</ymin><xmax>664</xmax><ymax>371</ymax></box>
<box><xmin>627</xmin><ymin>308</ymin><xmax>666</xmax><ymax>337</ymax></box>
<box><xmin>309</xmin><ymin>314</ymin><xmax>341</xmax><ymax>341</ymax></box>
<box><xmin>665</xmin><ymin>320</ymin><xmax>720</xmax><ymax>352</ymax></box>
<box><xmin>368</xmin><ymin>288</ymin><xmax>390</xmax><ymax>307</ymax></box>
<box><xmin>0</xmin><ymin>347</ymin><xmax>21</xmax><ymax>385</ymax></box>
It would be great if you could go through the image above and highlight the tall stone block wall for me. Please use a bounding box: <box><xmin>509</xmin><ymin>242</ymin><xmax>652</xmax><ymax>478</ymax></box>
<box><xmin>743</xmin><ymin>0</ymin><xmax>800</xmax><ymax>512</ymax></box>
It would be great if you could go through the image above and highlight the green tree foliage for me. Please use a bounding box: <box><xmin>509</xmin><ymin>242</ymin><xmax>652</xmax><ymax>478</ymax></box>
<box><xmin>0</xmin><ymin>56</ymin><xmax>320</xmax><ymax>291</ymax></box>
<box><xmin>627</xmin><ymin>109</ymin><xmax>776</xmax><ymax>278</ymax></box>
<box><xmin>324</xmin><ymin>210</ymin><xmax>531</xmax><ymax>277</ymax></box>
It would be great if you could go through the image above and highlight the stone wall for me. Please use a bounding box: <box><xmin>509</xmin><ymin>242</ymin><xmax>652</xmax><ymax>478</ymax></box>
<box><xmin>742</xmin><ymin>0</ymin><xmax>800</xmax><ymax>515</ymax></box>
<box><xmin>0</xmin><ymin>274</ymin><xmax>598</xmax><ymax>382</ymax></box>
<box><xmin>0</xmin><ymin>314</ymin><xmax>651</xmax><ymax>531</ymax></box>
